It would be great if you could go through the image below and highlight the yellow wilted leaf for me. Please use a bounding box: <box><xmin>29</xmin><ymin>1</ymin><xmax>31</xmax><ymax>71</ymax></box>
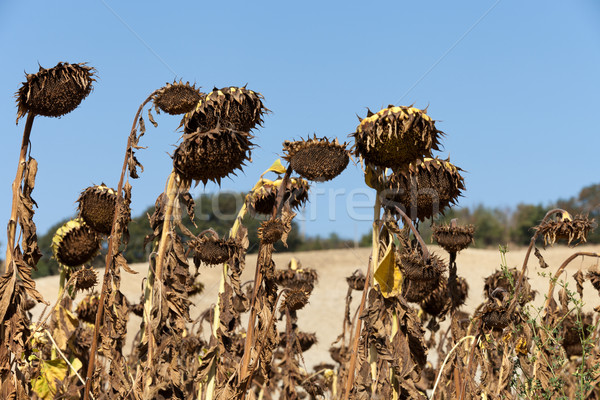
<box><xmin>373</xmin><ymin>243</ymin><xmax>402</xmax><ymax>298</ymax></box>
<box><xmin>31</xmin><ymin>358</ymin><xmax>70</xmax><ymax>399</ymax></box>
<box><xmin>364</xmin><ymin>165</ymin><xmax>376</xmax><ymax>189</ymax></box>
<box><xmin>261</xmin><ymin>159</ymin><xmax>287</xmax><ymax>177</ymax></box>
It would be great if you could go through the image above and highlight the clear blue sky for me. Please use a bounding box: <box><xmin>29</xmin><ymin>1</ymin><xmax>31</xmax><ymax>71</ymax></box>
<box><xmin>1</xmin><ymin>1</ymin><xmax>599</xmax><ymax>251</ymax></box>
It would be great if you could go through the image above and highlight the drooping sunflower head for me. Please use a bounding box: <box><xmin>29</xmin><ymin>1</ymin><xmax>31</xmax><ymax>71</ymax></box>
<box><xmin>274</xmin><ymin>259</ymin><xmax>318</xmax><ymax>291</ymax></box>
<box><xmin>534</xmin><ymin>213</ymin><xmax>594</xmax><ymax>247</ymax></box>
<box><xmin>191</xmin><ymin>233</ymin><xmax>239</xmax><ymax>267</ymax></box>
<box><xmin>484</xmin><ymin>268</ymin><xmax>535</xmax><ymax>306</ymax></box>
<box><xmin>280</xmin><ymin>289</ymin><xmax>310</xmax><ymax>312</ymax></box>
<box><xmin>258</xmin><ymin>218</ymin><xmax>286</xmax><ymax>244</ymax></box>
<box><xmin>52</xmin><ymin>218</ymin><xmax>101</xmax><ymax>267</ymax></box>
<box><xmin>383</xmin><ymin>157</ymin><xmax>465</xmax><ymax>221</ymax></box>
<box><xmin>353</xmin><ymin>105</ymin><xmax>443</xmax><ymax>169</ymax></box>
<box><xmin>182</xmin><ymin>86</ymin><xmax>267</xmax><ymax>133</ymax></box>
<box><xmin>75</xmin><ymin>293</ymin><xmax>100</xmax><ymax>324</ymax></box>
<box><xmin>16</xmin><ymin>62</ymin><xmax>95</xmax><ymax>121</ymax></box>
<box><xmin>282</xmin><ymin>136</ymin><xmax>350</xmax><ymax>182</ymax></box>
<box><xmin>173</xmin><ymin>130</ymin><xmax>253</xmax><ymax>185</ymax></box>
<box><xmin>433</xmin><ymin>223</ymin><xmax>475</xmax><ymax>253</ymax></box>
<box><xmin>77</xmin><ymin>184</ymin><xmax>119</xmax><ymax>235</ymax></box>
<box><xmin>153</xmin><ymin>80</ymin><xmax>203</xmax><ymax>115</ymax></box>
<box><xmin>72</xmin><ymin>266</ymin><xmax>98</xmax><ymax>292</ymax></box>
<box><xmin>402</xmin><ymin>275</ymin><xmax>444</xmax><ymax>303</ymax></box>
<box><xmin>346</xmin><ymin>270</ymin><xmax>366</xmax><ymax>291</ymax></box>
<box><xmin>249</xmin><ymin>177</ymin><xmax>310</xmax><ymax>216</ymax></box>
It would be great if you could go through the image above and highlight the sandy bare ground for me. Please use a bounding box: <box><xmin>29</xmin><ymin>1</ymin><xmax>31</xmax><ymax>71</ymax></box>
<box><xmin>32</xmin><ymin>244</ymin><xmax>600</xmax><ymax>369</ymax></box>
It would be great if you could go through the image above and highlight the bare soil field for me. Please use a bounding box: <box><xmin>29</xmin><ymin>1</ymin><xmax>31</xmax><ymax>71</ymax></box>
<box><xmin>32</xmin><ymin>244</ymin><xmax>600</xmax><ymax>369</ymax></box>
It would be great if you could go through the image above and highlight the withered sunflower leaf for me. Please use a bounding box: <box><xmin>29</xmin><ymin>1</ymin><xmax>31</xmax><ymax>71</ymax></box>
<box><xmin>115</xmin><ymin>253</ymin><xmax>138</xmax><ymax>275</ymax></box>
<box><xmin>534</xmin><ymin>247</ymin><xmax>549</xmax><ymax>269</ymax></box>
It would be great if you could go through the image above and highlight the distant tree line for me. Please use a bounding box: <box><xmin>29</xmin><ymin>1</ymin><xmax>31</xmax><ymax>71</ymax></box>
<box><xmin>4</xmin><ymin>183</ymin><xmax>598</xmax><ymax>278</ymax></box>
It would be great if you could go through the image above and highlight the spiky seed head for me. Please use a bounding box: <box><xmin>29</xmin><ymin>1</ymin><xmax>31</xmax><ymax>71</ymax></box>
<box><xmin>52</xmin><ymin>218</ymin><xmax>100</xmax><ymax>267</ymax></box>
<box><xmin>16</xmin><ymin>62</ymin><xmax>95</xmax><ymax>121</ymax></box>
<box><xmin>534</xmin><ymin>214</ymin><xmax>594</xmax><ymax>247</ymax></box>
<box><xmin>280</xmin><ymin>289</ymin><xmax>310</xmax><ymax>312</ymax></box>
<box><xmin>399</xmin><ymin>251</ymin><xmax>446</xmax><ymax>282</ymax></box>
<box><xmin>192</xmin><ymin>235</ymin><xmax>238</xmax><ymax>266</ymax></box>
<box><xmin>346</xmin><ymin>270</ymin><xmax>366</xmax><ymax>291</ymax></box>
<box><xmin>173</xmin><ymin>130</ymin><xmax>253</xmax><ymax>185</ymax></box>
<box><xmin>384</xmin><ymin>157</ymin><xmax>465</xmax><ymax>221</ymax></box>
<box><xmin>433</xmin><ymin>224</ymin><xmax>475</xmax><ymax>253</ymax></box>
<box><xmin>77</xmin><ymin>184</ymin><xmax>118</xmax><ymax>235</ymax></box>
<box><xmin>282</xmin><ymin>136</ymin><xmax>350</xmax><ymax>182</ymax></box>
<box><xmin>154</xmin><ymin>80</ymin><xmax>203</xmax><ymax>115</ymax></box>
<box><xmin>73</xmin><ymin>267</ymin><xmax>98</xmax><ymax>292</ymax></box>
<box><xmin>353</xmin><ymin>105</ymin><xmax>443</xmax><ymax>169</ymax></box>
<box><xmin>258</xmin><ymin>219</ymin><xmax>285</xmax><ymax>244</ymax></box>
<box><xmin>75</xmin><ymin>293</ymin><xmax>100</xmax><ymax>324</ymax></box>
<box><xmin>249</xmin><ymin>177</ymin><xmax>310</xmax><ymax>216</ymax></box>
<box><xmin>182</xmin><ymin>86</ymin><xmax>267</xmax><ymax>133</ymax></box>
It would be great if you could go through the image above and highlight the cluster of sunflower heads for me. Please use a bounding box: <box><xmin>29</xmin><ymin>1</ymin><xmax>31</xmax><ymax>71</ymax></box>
<box><xmin>249</xmin><ymin>177</ymin><xmax>310</xmax><ymax>216</ymax></box>
<box><xmin>382</xmin><ymin>157</ymin><xmax>465</xmax><ymax>221</ymax></box>
<box><xmin>16</xmin><ymin>61</ymin><xmax>96</xmax><ymax>121</ymax></box>
<box><xmin>353</xmin><ymin>105</ymin><xmax>443</xmax><ymax>170</ymax></box>
<box><xmin>534</xmin><ymin>212</ymin><xmax>594</xmax><ymax>247</ymax></box>
<box><xmin>174</xmin><ymin>86</ymin><xmax>268</xmax><ymax>185</ymax></box>
<box><xmin>282</xmin><ymin>135</ymin><xmax>350</xmax><ymax>182</ymax></box>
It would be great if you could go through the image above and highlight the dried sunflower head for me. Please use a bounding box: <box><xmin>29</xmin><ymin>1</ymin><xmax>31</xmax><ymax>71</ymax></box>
<box><xmin>72</xmin><ymin>266</ymin><xmax>98</xmax><ymax>292</ymax></box>
<box><xmin>586</xmin><ymin>266</ymin><xmax>600</xmax><ymax>296</ymax></box>
<box><xmin>402</xmin><ymin>275</ymin><xmax>444</xmax><ymax>303</ymax></box>
<box><xmin>433</xmin><ymin>223</ymin><xmax>475</xmax><ymax>253</ymax></box>
<box><xmin>484</xmin><ymin>268</ymin><xmax>535</xmax><ymax>306</ymax></box>
<box><xmin>283</xmin><ymin>136</ymin><xmax>350</xmax><ymax>182</ymax></box>
<box><xmin>191</xmin><ymin>233</ymin><xmax>239</xmax><ymax>266</ymax></box>
<box><xmin>280</xmin><ymin>289</ymin><xmax>310</xmax><ymax>312</ymax></box>
<box><xmin>562</xmin><ymin>312</ymin><xmax>594</xmax><ymax>357</ymax></box>
<box><xmin>249</xmin><ymin>177</ymin><xmax>309</xmax><ymax>216</ymax></box>
<box><xmin>274</xmin><ymin>262</ymin><xmax>318</xmax><ymax>291</ymax></box>
<box><xmin>258</xmin><ymin>218</ymin><xmax>286</xmax><ymax>244</ymax></box>
<box><xmin>173</xmin><ymin>130</ymin><xmax>253</xmax><ymax>185</ymax></box>
<box><xmin>77</xmin><ymin>184</ymin><xmax>119</xmax><ymax>235</ymax></box>
<box><xmin>182</xmin><ymin>86</ymin><xmax>267</xmax><ymax>133</ymax></box>
<box><xmin>75</xmin><ymin>293</ymin><xmax>99</xmax><ymax>324</ymax></box>
<box><xmin>480</xmin><ymin>302</ymin><xmax>513</xmax><ymax>331</ymax></box>
<box><xmin>153</xmin><ymin>80</ymin><xmax>203</xmax><ymax>115</ymax></box>
<box><xmin>399</xmin><ymin>250</ymin><xmax>446</xmax><ymax>281</ymax></box>
<box><xmin>353</xmin><ymin>105</ymin><xmax>443</xmax><ymax>169</ymax></box>
<box><xmin>421</xmin><ymin>276</ymin><xmax>469</xmax><ymax>317</ymax></box>
<box><xmin>346</xmin><ymin>270</ymin><xmax>366</xmax><ymax>291</ymax></box>
<box><xmin>52</xmin><ymin>218</ymin><xmax>100</xmax><ymax>267</ymax></box>
<box><xmin>383</xmin><ymin>157</ymin><xmax>465</xmax><ymax>221</ymax></box>
<box><xmin>534</xmin><ymin>213</ymin><xmax>594</xmax><ymax>247</ymax></box>
<box><xmin>16</xmin><ymin>62</ymin><xmax>95</xmax><ymax>121</ymax></box>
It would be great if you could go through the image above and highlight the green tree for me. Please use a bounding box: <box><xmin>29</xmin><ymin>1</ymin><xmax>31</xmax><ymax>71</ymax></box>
<box><xmin>510</xmin><ymin>203</ymin><xmax>547</xmax><ymax>245</ymax></box>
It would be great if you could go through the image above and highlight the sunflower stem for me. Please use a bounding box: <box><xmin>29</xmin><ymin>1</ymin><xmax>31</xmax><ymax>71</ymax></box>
<box><xmin>84</xmin><ymin>90</ymin><xmax>159</xmax><ymax>400</ymax></box>
<box><xmin>342</xmin><ymin>188</ymin><xmax>380</xmax><ymax>400</ymax></box>
<box><xmin>5</xmin><ymin>112</ymin><xmax>35</xmax><ymax>272</ymax></box>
